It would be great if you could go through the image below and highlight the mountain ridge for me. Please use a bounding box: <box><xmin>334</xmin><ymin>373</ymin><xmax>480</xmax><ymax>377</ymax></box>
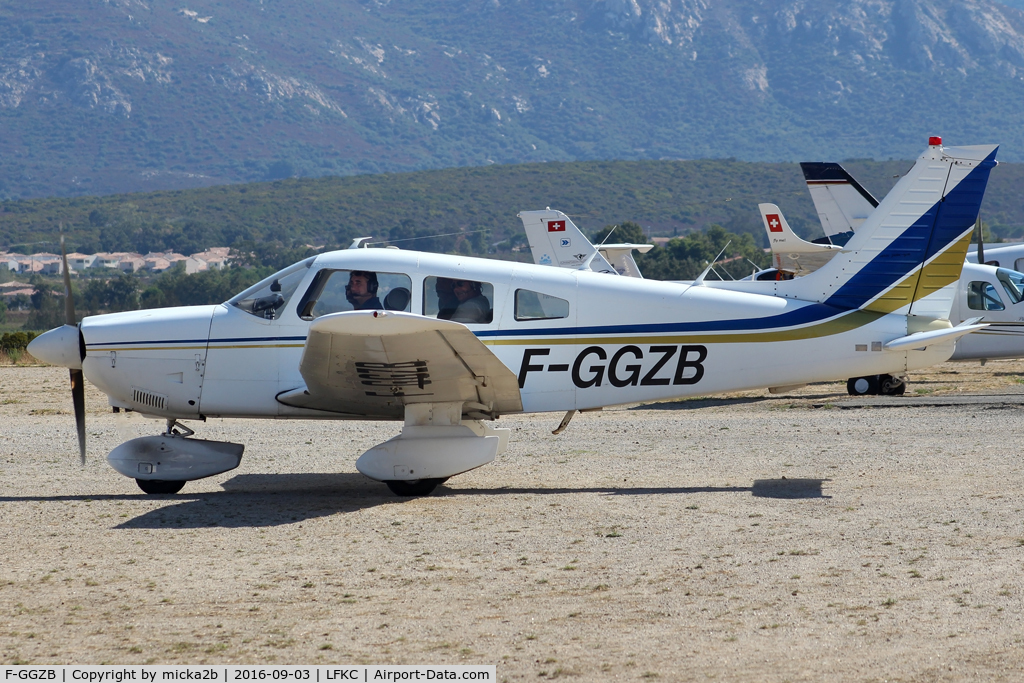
<box><xmin>2</xmin><ymin>0</ymin><xmax>1023</xmax><ymax>199</ymax></box>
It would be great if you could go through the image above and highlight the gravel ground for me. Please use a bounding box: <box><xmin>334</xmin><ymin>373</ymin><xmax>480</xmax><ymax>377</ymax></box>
<box><xmin>2</xmin><ymin>363</ymin><xmax>1024</xmax><ymax>681</ymax></box>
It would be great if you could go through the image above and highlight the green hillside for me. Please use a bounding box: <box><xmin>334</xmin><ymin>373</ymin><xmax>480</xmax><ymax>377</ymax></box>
<box><xmin>3</xmin><ymin>159</ymin><xmax>1022</xmax><ymax>265</ymax></box>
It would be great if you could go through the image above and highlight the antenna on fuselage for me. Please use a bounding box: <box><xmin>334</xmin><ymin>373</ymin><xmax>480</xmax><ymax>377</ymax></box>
<box><xmin>692</xmin><ymin>240</ymin><xmax>732</xmax><ymax>286</ymax></box>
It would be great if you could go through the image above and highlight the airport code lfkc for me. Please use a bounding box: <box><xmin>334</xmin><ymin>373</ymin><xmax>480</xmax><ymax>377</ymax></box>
<box><xmin>1</xmin><ymin>668</ymin><xmax>493</xmax><ymax>683</ymax></box>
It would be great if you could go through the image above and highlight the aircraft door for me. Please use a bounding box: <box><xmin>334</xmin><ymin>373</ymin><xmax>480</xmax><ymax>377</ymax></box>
<box><xmin>201</xmin><ymin>259</ymin><xmax>315</xmax><ymax>417</ymax></box>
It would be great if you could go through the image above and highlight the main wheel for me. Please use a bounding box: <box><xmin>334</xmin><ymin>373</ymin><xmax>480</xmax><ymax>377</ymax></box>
<box><xmin>847</xmin><ymin>376</ymin><xmax>880</xmax><ymax>396</ymax></box>
<box><xmin>136</xmin><ymin>479</ymin><xmax>186</xmax><ymax>495</ymax></box>
<box><xmin>385</xmin><ymin>478</ymin><xmax>447</xmax><ymax>497</ymax></box>
<box><xmin>878</xmin><ymin>374</ymin><xmax>907</xmax><ymax>396</ymax></box>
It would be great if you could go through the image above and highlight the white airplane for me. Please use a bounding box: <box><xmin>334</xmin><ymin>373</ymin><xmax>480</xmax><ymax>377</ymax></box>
<box><xmin>29</xmin><ymin>140</ymin><xmax>996</xmax><ymax>497</ymax></box>
<box><xmin>779</xmin><ymin>150</ymin><xmax>1024</xmax><ymax>380</ymax></box>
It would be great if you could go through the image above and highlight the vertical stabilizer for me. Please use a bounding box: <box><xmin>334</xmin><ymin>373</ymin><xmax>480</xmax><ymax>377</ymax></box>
<box><xmin>781</xmin><ymin>140</ymin><xmax>998</xmax><ymax>322</ymax></box>
<box><xmin>518</xmin><ymin>210</ymin><xmax>617</xmax><ymax>274</ymax></box>
<box><xmin>800</xmin><ymin>162</ymin><xmax>878</xmax><ymax>245</ymax></box>
<box><xmin>759</xmin><ymin>203</ymin><xmax>842</xmax><ymax>275</ymax></box>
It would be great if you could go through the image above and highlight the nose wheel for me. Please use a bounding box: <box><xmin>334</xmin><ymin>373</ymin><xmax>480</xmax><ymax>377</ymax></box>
<box><xmin>847</xmin><ymin>374</ymin><xmax>906</xmax><ymax>396</ymax></box>
<box><xmin>384</xmin><ymin>478</ymin><xmax>447</xmax><ymax>497</ymax></box>
<box><xmin>135</xmin><ymin>479</ymin><xmax>186</xmax><ymax>495</ymax></box>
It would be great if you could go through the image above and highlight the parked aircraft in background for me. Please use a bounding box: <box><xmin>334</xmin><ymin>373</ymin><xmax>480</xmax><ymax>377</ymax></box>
<box><xmin>29</xmin><ymin>140</ymin><xmax>995</xmax><ymax>496</ymax></box>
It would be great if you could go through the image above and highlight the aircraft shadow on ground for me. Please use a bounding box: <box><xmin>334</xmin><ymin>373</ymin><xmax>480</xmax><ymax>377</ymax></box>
<box><xmin>0</xmin><ymin>475</ymin><xmax>830</xmax><ymax>530</ymax></box>
<box><xmin>104</xmin><ymin>475</ymin><xmax>828</xmax><ymax>529</ymax></box>
<box><xmin>632</xmin><ymin>395</ymin><xmax>843</xmax><ymax>410</ymax></box>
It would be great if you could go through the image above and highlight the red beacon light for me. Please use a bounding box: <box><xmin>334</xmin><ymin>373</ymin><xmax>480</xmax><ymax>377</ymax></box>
<box><xmin>929</xmin><ymin>136</ymin><xmax>942</xmax><ymax>146</ymax></box>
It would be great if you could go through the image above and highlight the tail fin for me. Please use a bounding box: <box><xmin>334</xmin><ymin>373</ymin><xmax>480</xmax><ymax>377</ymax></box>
<box><xmin>759</xmin><ymin>203</ymin><xmax>842</xmax><ymax>275</ymax></box>
<box><xmin>800</xmin><ymin>162</ymin><xmax>878</xmax><ymax>245</ymax></box>
<box><xmin>783</xmin><ymin>140</ymin><xmax>998</xmax><ymax>321</ymax></box>
<box><xmin>518</xmin><ymin>210</ymin><xmax>617</xmax><ymax>274</ymax></box>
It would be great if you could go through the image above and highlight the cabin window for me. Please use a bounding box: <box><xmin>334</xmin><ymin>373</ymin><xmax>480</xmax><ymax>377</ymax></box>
<box><xmin>297</xmin><ymin>269</ymin><xmax>412</xmax><ymax>320</ymax></box>
<box><xmin>229</xmin><ymin>257</ymin><xmax>314</xmax><ymax>319</ymax></box>
<box><xmin>996</xmin><ymin>268</ymin><xmax>1024</xmax><ymax>305</ymax></box>
<box><xmin>967</xmin><ymin>281</ymin><xmax>1005</xmax><ymax>311</ymax></box>
<box><xmin>423</xmin><ymin>276</ymin><xmax>493</xmax><ymax>324</ymax></box>
<box><xmin>514</xmin><ymin>289</ymin><xmax>570</xmax><ymax>321</ymax></box>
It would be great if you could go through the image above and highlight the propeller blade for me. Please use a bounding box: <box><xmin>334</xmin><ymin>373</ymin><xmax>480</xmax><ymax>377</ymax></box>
<box><xmin>71</xmin><ymin>368</ymin><xmax>86</xmax><ymax>465</ymax></box>
<box><xmin>61</xmin><ymin>227</ymin><xmax>86</xmax><ymax>465</ymax></box>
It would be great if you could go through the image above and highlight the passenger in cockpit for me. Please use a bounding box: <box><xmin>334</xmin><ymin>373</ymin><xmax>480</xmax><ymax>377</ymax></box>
<box><xmin>450</xmin><ymin>279</ymin><xmax>492</xmax><ymax>323</ymax></box>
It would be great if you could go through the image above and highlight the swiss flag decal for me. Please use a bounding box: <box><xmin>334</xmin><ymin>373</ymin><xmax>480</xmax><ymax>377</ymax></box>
<box><xmin>766</xmin><ymin>214</ymin><xmax>783</xmax><ymax>233</ymax></box>
<box><xmin>547</xmin><ymin>220</ymin><xmax>566</xmax><ymax>232</ymax></box>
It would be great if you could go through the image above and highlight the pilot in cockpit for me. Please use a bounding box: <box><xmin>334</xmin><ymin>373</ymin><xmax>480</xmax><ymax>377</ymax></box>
<box><xmin>345</xmin><ymin>271</ymin><xmax>384</xmax><ymax>310</ymax></box>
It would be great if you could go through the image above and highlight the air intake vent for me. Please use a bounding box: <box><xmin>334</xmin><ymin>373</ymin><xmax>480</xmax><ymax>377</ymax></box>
<box><xmin>132</xmin><ymin>387</ymin><xmax>167</xmax><ymax>411</ymax></box>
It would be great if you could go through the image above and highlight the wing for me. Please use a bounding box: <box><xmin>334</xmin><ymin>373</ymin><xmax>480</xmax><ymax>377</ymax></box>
<box><xmin>277</xmin><ymin>311</ymin><xmax>523</xmax><ymax>419</ymax></box>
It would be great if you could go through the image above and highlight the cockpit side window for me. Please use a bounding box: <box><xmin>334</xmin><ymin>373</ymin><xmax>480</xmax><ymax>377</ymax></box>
<box><xmin>423</xmin><ymin>276</ymin><xmax>494</xmax><ymax>324</ymax></box>
<box><xmin>229</xmin><ymin>257</ymin><xmax>314</xmax><ymax>319</ymax></box>
<box><xmin>296</xmin><ymin>269</ymin><xmax>412</xmax><ymax>320</ymax></box>
<box><xmin>967</xmin><ymin>281</ymin><xmax>1005</xmax><ymax>311</ymax></box>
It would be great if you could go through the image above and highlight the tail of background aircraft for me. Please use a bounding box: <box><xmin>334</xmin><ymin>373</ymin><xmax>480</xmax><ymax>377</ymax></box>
<box><xmin>800</xmin><ymin>162</ymin><xmax>878</xmax><ymax>245</ymax></box>
<box><xmin>784</xmin><ymin>139</ymin><xmax>998</xmax><ymax>321</ymax></box>
<box><xmin>758</xmin><ymin>204</ymin><xmax>842</xmax><ymax>275</ymax></box>
<box><xmin>519</xmin><ymin>210</ymin><xmax>616</xmax><ymax>273</ymax></box>
<box><xmin>518</xmin><ymin>210</ymin><xmax>653</xmax><ymax>277</ymax></box>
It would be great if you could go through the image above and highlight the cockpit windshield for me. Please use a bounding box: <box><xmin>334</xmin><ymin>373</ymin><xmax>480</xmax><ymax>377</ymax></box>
<box><xmin>229</xmin><ymin>257</ymin><xmax>315</xmax><ymax>319</ymax></box>
<box><xmin>996</xmin><ymin>268</ymin><xmax>1024</xmax><ymax>305</ymax></box>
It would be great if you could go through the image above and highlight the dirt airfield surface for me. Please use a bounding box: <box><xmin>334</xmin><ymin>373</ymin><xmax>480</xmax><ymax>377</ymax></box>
<box><xmin>2</xmin><ymin>362</ymin><xmax>1024</xmax><ymax>681</ymax></box>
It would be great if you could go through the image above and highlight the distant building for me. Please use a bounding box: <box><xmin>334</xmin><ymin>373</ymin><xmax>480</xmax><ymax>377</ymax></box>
<box><xmin>2</xmin><ymin>248</ymin><xmax>232</xmax><ymax>276</ymax></box>
<box><xmin>143</xmin><ymin>257</ymin><xmax>172</xmax><ymax>272</ymax></box>
<box><xmin>118</xmin><ymin>257</ymin><xmax>146</xmax><ymax>273</ymax></box>
<box><xmin>0</xmin><ymin>254</ymin><xmax>22</xmax><ymax>272</ymax></box>
<box><xmin>66</xmin><ymin>253</ymin><xmax>98</xmax><ymax>271</ymax></box>
<box><xmin>191</xmin><ymin>248</ymin><xmax>230</xmax><ymax>270</ymax></box>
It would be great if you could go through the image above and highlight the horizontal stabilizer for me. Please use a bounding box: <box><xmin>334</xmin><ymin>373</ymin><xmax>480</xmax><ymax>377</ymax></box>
<box><xmin>883</xmin><ymin>319</ymin><xmax>988</xmax><ymax>351</ymax></box>
<box><xmin>598</xmin><ymin>243</ymin><xmax>653</xmax><ymax>279</ymax></box>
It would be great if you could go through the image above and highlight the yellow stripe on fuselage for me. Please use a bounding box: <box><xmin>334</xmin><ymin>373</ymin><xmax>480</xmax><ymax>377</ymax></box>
<box><xmin>481</xmin><ymin>309</ymin><xmax>886</xmax><ymax>347</ymax></box>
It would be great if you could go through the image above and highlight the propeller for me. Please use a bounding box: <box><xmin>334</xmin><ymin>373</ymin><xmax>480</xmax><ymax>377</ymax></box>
<box><xmin>59</xmin><ymin>229</ymin><xmax>87</xmax><ymax>465</ymax></box>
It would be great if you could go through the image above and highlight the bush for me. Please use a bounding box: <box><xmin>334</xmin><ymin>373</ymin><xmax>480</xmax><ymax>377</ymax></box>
<box><xmin>1</xmin><ymin>331</ymin><xmax>37</xmax><ymax>353</ymax></box>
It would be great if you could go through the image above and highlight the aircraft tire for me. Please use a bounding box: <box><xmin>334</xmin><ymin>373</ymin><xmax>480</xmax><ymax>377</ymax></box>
<box><xmin>385</xmin><ymin>478</ymin><xmax>447</xmax><ymax>497</ymax></box>
<box><xmin>135</xmin><ymin>479</ymin><xmax>186</xmax><ymax>495</ymax></box>
<box><xmin>878</xmin><ymin>374</ymin><xmax>907</xmax><ymax>396</ymax></box>
<box><xmin>847</xmin><ymin>376</ymin><xmax>880</xmax><ymax>396</ymax></box>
